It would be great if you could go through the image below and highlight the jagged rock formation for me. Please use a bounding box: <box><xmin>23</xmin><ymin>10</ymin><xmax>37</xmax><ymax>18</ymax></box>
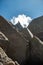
<box><xmin>0</xmin><ymin>16</ymin><xmax>29</xmax><ymax>64</ymax></box>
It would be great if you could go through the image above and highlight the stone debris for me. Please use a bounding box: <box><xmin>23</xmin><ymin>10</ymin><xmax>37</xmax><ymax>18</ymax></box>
<box><xmin>0</xmin><ymin>47</ymin><xmax>20</xmax><ymax>65</ymax></box>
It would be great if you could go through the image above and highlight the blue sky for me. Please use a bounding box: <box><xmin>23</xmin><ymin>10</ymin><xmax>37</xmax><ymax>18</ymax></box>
<box><xmin>0</xmin><ymin>0</ymin><xmax>43</xmax><ymax>20</ymax></box>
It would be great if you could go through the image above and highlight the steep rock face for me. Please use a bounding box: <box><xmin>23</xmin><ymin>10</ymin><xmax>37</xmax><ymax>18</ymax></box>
<box><xmin>28</xmin><ymin>16</ymin><xmax>43</xmax><ymax>40</ymax></box>
<box><xmin>20</xmin><ymin>28</ymin><xmax>31</xmax><ymax>41</ymax></box>
<box><xmin>0</xmin><ymin>40</ymin><xmax>10</xmax><ymax>54</ymax></box>
<box><xmin>31</xmin><ymin>36</ymin><xmax>43</xmax><ymax>64</ymax></box>
<box><xmin>26</xmin><ymin>16</ymin><xmax>43</xmax><ymax>64</ymax></box>
<box><xmin>0</xmin><ymin>16</ymin><xmax>29</xmax><ymax>64</ymax></box>
<box><xmin>25</xmin><ymin>36</ymin><xmax>43</xmax><ymax>65</ymax></box>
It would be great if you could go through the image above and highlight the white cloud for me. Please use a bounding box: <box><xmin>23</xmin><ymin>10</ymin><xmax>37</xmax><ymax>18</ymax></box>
<box><xmin>11</xmin><ymin>14</ymin><xmax>32</xmax><ymax>28</ymax></box>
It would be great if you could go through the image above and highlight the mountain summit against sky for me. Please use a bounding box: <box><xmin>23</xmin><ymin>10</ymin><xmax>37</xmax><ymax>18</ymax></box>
<box><xmin>11</xmin><ymin>14</ymin><xmax>32</xmax><ymax>28</ymax></box>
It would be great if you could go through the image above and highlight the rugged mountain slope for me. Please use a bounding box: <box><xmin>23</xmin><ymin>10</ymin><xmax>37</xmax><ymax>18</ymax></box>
<box><xmin>0</xmin><ymin>16</ymin><xmax>29</xmax><ymax>64</ymax></box>
<box><xmin>10</xmin><ymin>16</ymin><xmax>43</xmax><ymax>41</ymax></box>
<box><xmin>0</xmin><ymin>16</ymin><xmax>43</xmax><ymax>65</ymax></box>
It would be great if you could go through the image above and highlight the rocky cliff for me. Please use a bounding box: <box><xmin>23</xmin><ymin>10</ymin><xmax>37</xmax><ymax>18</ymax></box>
<box><xmin>0</xmin><ymin>16</ymin><xmax>29</xmax><ymax>64</ymax></box>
